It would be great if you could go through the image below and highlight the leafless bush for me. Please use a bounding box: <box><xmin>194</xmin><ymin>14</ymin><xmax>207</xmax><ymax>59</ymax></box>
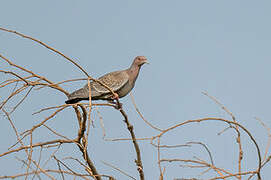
<box><xmin>0</xmin><ymin>27</ymin><xmax>270</xmax><ymax>180</ymax></box>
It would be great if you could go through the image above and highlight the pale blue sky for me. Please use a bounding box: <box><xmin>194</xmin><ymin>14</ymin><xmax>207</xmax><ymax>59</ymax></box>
<box><xmin>1</xmin><ymin>1</ymin><xmax>271</xmax><ymax>179</ymax></box>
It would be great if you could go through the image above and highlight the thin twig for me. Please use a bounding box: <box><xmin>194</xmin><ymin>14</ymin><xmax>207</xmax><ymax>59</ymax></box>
<box><xmin>0</xmin><ymin>27</ymin><xmax>90</xmax><ymax>78</ymax></box>
<box><xmin>102</xmin><ymin>161</ymin><xmax>136</xmax><ymax>180</ymax></box>
<box><xmin>186</xmin><ymin>142</ymin><xmax>214</xmax><ymax>166</ymax></box>
<box><xmin>0</xmin><ymin>139</ymin><xmax>74</xmax><ymax>158</ymax></box>
<box><xmin>130</xmin><ymin>92</ymin><xmax>163</xmax><ymax>132</ymax></box>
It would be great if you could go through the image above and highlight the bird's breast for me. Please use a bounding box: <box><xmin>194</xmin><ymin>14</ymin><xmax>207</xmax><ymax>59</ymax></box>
<box><xmin>117</xmin><ymin>81</ymin><xmax>134</xmax><ymax>98</ymax></box>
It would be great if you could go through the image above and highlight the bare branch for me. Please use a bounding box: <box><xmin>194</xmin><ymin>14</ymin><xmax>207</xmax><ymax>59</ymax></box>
<box><xmin>118</xmin><ymin>103</ymin><xmax>145</xmax><ymax>180</ymax></box>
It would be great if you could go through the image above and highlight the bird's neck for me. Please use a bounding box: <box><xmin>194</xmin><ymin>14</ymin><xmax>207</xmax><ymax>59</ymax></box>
<box><xmin>128</xmin><ymin>64</ymin><xmax>141</xmax><ymax>84</ymax></box>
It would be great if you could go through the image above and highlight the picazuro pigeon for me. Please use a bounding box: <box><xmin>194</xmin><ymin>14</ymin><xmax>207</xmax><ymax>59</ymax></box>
<box><xmin>65</xmin><ymin>56</ymin><xmax>149</xmax><ymax>104</ymax></box>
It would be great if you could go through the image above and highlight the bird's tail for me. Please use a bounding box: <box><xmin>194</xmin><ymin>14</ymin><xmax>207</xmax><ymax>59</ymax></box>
<box><xmin>65</xmin><ymin>87</ymin><xmax>89</xmax><ymax>104</ymax></box>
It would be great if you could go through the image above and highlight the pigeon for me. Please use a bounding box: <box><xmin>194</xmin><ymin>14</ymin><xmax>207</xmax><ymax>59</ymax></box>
<box><xmin>65</xmin><ymin>56</ymin><xmax>149</xmax><ymax>104</ymax></box>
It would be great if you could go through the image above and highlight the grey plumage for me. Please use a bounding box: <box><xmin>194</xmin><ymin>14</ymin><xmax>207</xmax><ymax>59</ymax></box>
<box><xmin>65</xmin><ymin>56</ymin><xmax>148</xmax><ymax>104</ymax></box>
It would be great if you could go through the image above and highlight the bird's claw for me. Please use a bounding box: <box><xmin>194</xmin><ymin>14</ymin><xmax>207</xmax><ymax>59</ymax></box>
<box><xmin>113</xmin><ymin>93</ymin><xmax>119</xmax><ymax>100</ymax></box>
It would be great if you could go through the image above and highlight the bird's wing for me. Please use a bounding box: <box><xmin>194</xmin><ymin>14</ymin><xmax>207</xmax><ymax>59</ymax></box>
<box><xmin>87</xmin><ymin>70</ymin><xmax>129</xmax><ymax>95</ymax></box>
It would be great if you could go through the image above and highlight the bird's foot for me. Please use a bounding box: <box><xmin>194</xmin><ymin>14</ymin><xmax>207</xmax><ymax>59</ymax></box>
<box><xmin>107</xmin><ymin>99</ymin><xmax>122</xmax><ymax>110</ymax></box>
<box><xmin>113</xmin><ymin>93</ymin><xmax>119</xmax><ymax>100</ymax></box>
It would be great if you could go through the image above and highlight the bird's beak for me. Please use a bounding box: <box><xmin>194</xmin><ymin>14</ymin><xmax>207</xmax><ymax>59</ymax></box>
<box><xmin>144</xmin><ymin>60</ymin><xmax>150</xmax><ymax>64</ymax></box>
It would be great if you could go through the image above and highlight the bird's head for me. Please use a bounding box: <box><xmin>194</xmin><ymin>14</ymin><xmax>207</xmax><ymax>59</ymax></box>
<box><xmin>133</xmin><ymin>56</ymin><xmax>149</xmax><ymax>66</ymax></box>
